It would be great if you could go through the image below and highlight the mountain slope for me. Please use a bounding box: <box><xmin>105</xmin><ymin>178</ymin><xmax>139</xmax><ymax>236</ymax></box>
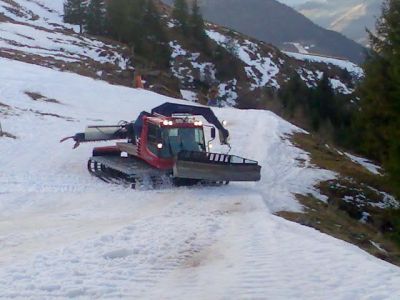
<box><xmin>162</xmin><ymin>0</ymin><xmax>367</xmax><ymax>64</ymax></box>
<box><xmin>2</xmin><ymin>57</ymin><xmax>400</xmax><ymax>299</ymax></box>
<box><xmin>293</xmin><ymin>0</ymin><xmax>382</xmax><ymax>46</ymax></box>
<box><xmin>0</xmin><ymin>0</ymin><xmax>363</xmax><ymax>110</ymax></box>
<box><xmin>0</xmin><ymin>0</ymin><xmax>133</xmax><ymax>85</ymax></box>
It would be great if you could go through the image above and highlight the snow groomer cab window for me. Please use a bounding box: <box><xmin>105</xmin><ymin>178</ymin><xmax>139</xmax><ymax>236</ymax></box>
<box><xmin>147</xmin><ymin>123</ymin><xmax>159</xmax><ymax>155</ymax></box>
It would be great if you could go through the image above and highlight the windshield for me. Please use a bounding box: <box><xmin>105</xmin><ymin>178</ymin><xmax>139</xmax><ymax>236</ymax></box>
<box><xmin>160</xmin><ymin>128</ymin><xmax>205</xmax><ymax>158</ymax></box>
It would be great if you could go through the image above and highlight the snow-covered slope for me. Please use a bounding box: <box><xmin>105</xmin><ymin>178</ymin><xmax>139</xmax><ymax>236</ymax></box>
<box><xmin>0</xmin><ymin>0</ymin><xmax>131</xmax><ymax>81</ymax></box>
<box><xmin>1</xmin><ymin>58</ymin><xmax>400</xmax><ymax>298</ymax></box>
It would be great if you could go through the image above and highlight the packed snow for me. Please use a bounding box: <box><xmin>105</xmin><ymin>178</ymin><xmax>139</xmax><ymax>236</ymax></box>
<box><xmin>1</xmin><ymin>57</ymin><xmax>400</xmax><ymax>298</ymax></box>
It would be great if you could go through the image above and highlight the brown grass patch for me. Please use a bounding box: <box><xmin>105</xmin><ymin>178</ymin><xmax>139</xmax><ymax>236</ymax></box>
<box><xmin>276</xmin><ymin>132</ymin><xmax>400</xmax><ymax>266</ymax></box>
<box><xmin>278</xmin><ymin>195</ymin><xmax>400</xmax><ymax>266</ymax></box>
<box><xmin>27</xmin><ymin>109</ymin><xmax>75</xmax><ymax>122</ymax></box>
<box><xmin>25</xmin><ymin>91</ymin><xmax>61</xmax><ymax>104</ymax></box>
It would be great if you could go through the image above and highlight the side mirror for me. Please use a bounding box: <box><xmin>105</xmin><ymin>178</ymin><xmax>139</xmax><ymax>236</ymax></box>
<box><xmin>211</xmin><ymin>127</ymin><xmax>216</xmax><ymax>139</ymax></box>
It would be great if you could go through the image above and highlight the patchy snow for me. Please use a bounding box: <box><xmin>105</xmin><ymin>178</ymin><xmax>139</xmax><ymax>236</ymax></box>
<box><xmin>206</xmin><ymin>30</ymin><xmax>280</xmax><ymax>90</ymax></box>
<box><xmin>296</xmin><ymin>68</ymin><xmax>323</xmax><ymax>88</ymax></box>
<box><xmin>0</xmin><ymin>0</ymin><xmax>130</xmax><ymax>70</ymax></box>
<box><xmin>1</xmin><ymin>58</ymin><xmax>400</xmax><ymax>298</ymax></box>
<box><xmin>180</xmin><ymin>89</ymin><xmax>198</xmax><ymax>102</ymax></box>
<box><xmin>330</xmin><ymin>78</ymin><xmax>354</xmax><ymax>94</ymax></box>
<box><xmin>0</xmin><ymin>0</ymin><xmax>66</xmax><ymax>29</ymax></box>
<box><xmin>218</xmin><ymin>79</ymin><xmax>238</xmax><ymax>106</ymax></box>
<box><xmin>367</xmin><ymin>187</ymin><xmax>400</xmax><ymax>209</ymax></box>
<box><xmin>167</xmin><ymin>20</ymin><xmax>177</xmax><ymax>28</ymax></box>
<box><xmin>284</xmin><ymin>51</ymin><xmax>364</xmax><ymax>79</ymax></box>
<box><xmin>360</xmin><ymin>211</ymin><xmax>371</xmax><ymax>224</ymax></box>
<box><xmin>205</xmin><ymin>29</ymin><xmax>227</xmax><ymax>44</ymax></box>
<box><xmin>169</xmin><ymin>41</ymin><xmax>216</xmax><ymax>89</ymax></box>
<box><xmin>169</xmin><ymin>41</ymin><xmax>188</xmax><ymax>59</ymax></box>
<box><xmin>0</xmin><ymin>22</ymin><xmax>129</xmax><ymax>68</ymax></box>
<box><xmin>345</xmin><ymin>152</ymin><xmax>382</xmax><ymax>175</ymax></box>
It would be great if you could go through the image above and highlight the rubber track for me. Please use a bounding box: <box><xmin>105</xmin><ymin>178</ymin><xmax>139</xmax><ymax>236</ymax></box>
<box><xmin>87</xmin><ymin>158</ymin><xmax>228</xmax><ymax>189</ymax></box>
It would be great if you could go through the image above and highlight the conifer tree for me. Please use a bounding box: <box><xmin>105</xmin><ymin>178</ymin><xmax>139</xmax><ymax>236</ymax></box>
<box><xmin>189</xmin><ymin>0</ymin><xmax>210</xmax><ymax>53</ymax></box>
<box><xmin>172</xmin><ymin>0</ymin><xmax>189</xmax><ymax>34</ymax></box>
<box><xmin>314</xmin><ymin>73</ymin><xmax>335</xmax><ymax>121</ymax></box>
<box><xmin>279</xmin><ymin>73</ymin><xmax>306</xmax><ymax>117</ymax></box>
<box><xmin>142</xmin><ymin>0</ymin><xmax>171</xmax><ymax>67</ymax></box>
<box><xmin>358</xmin><ymin>0</ymin><xmax>400</xmax><ymax>191</ymax></box>
<box><xmin>107</xmin><ymin>0</ymin><xmax>128</xmax><ymax>42</ymax></box>
<box><xmin>190</xmin><ymin>0</ymin><xmax>206</xmax><ymax>41</ymax></box>
<box><xmin>106</xmin><ymin>0</ymin><xmax>144</xmax><ymax>45</ymax></box>
<box><xmin>63</xmin><ymin>0</ymin><xmax>86</xmax><ymax>34</ymax></box>
<box><xmin>105</xmin><ymin>0</ymin><xmax>170</xmax><ymax>69</ymax></box>
<box><xmin>86</xmin><ymin>0</ymin><xmax>106</xmax><ymax>35</ymax></box>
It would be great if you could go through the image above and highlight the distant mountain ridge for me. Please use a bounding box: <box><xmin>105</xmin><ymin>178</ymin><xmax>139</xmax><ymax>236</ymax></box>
<box><xmin>162</xmin><ymin>0</ymin><xmax>367</xmax><ymax>64</ymax></box>
<box><xmin>293</xmin><ymin>0</ymin><xmax>382</xmax><ymax>46</ymax></box>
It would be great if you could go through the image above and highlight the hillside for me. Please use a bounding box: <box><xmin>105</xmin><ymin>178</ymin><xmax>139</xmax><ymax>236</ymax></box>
<box><xmin>162</xmin><ymin>0</ymin><xmax>367</xmax><ymax>64</ymax></box>
<box><xmin>0</xmin><ymin>0</ymin><xmax>363</xmax><ymax>108</ymax></box>
<box><xmin>0</xmin><ymin>0</ymin><xmax>134</xmax><ymax>85</ymax></box>
<box><xmin>293</xmin><ymin>0</ymin><xmax>382</xmax><ymax>46</ymax></box>
<box><xmin>1</xmin><ymin>0</ymin><xmax>400</xmax><ymax>298</ymax></box>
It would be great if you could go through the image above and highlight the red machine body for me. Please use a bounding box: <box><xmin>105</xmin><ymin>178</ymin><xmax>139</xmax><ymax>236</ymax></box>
<box><xmin>138</xmin><ymin>115</ymin><xmax>204</xmax><ymax>170</ymax></box>
<box><xmin>92</xmin><ymin>114</ymin><xmax>206</xmax><ymax>171</ymax></box>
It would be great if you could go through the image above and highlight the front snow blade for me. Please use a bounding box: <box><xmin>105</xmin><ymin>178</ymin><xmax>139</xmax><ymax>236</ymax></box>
<box><xmin>173</xmin><ymin>151</ymin><xmax>261</xmax><ymax>182</ymax></box>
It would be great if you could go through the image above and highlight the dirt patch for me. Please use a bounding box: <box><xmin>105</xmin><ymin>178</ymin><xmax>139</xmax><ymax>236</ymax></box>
<box><xmin>0</xmin><ymin>122</ymin><xmax>17</xmax><ymax>139</ymax></box>
<box><xmin>0</xmin><ymin>101</ymin><xmax>18</xmax><ymax>117</ymax></box>
<box><xmin>28</xmin><ymin>109</ymin><xmax>75</xmax><ymax>122</ymax></box>
<box><xmin>0</xmin><ymin>12</ymin><xmax>13</xmax><ymax>22</ymax></box>
<box><xmin>0</xmin><ymin>131</ymin><xmax>17</xmax><ymax>139</ymax></box>
<box><xmin>0</xmin><ymin>102</ymin><xmax>11</xmax><ymax>108</ymax></box>
<box><xmin>25</xmin><ymin>91</ymin><xmax>62</xmax><ymax>104</ymax></box>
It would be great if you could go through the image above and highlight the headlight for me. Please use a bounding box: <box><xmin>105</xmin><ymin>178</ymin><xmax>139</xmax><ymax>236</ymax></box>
<box><xmin>222</xmin><ymin>120</ymin><xmax>228</xmax><ymax>127</ymax></box>
<box><xmin>208</xmin><ymin>143</ymin><xmax>213</xmax><ymax>149</ymax></box>
<box><xmin>168</xmin><ymin>121</ymin><xmax>173</xmax><ymax>126</ymax></box>
<box><xmin>157</xmin><ymin>143</ymin><xmax>163</xmax><ymax>149</ymax></box>
<box><xmin>163</xmin><ymin>120</ymin><xmax>169</xmax><ymax>126</ymax></box>
<box><xmin>194</xmin><ymin>121</ymin><xmax>203</xmax><ymax>126</ymax></box>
